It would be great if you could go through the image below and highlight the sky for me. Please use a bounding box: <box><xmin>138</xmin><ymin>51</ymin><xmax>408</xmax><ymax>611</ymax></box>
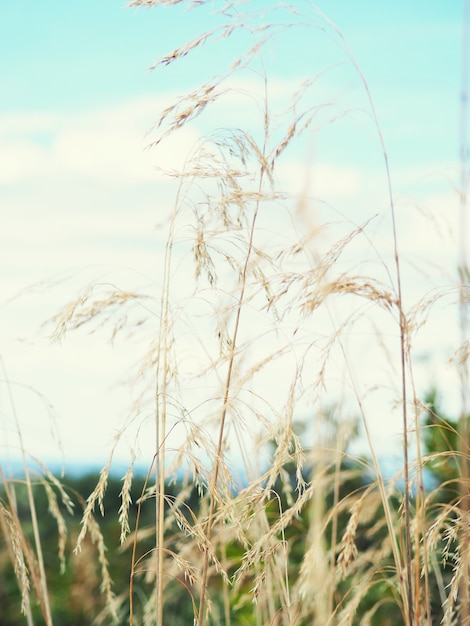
<box><xmin>1</xmin><ymin>1</ymin><xmax>468</xmax><ymax>476</ymax></box>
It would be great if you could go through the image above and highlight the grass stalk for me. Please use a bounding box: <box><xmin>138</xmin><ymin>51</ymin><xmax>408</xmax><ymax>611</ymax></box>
<box><xmin>197</xmin><ymin>199</ymin><xmax>263</xmax><ymax>625</ymax></box>
<box><xmin>153</xmin><ymin>185</ymin><xmax>183</xmax><ymax>626</ymax></box>
<box><xmin>458</xmin><ymin>1</ymin><xmax>470</xmax><ymax>622</ymax></box>
<box><xmin>196</xmin><ymin>34</ymin><xmax>273</xmax><ymax>621</ymax></box>
<box><xmin>0</xmin><ymin>357</ymin><xmax>53</xmax><ymax>626</ymax></box>
<box><xmin>339</xmin><ymin>339</ymin><xmax>410</xmax><ymax>623</ymax></box>
<box><xmin>311</xmin><ymin>8</ymin><xmax>414</xmax><ymax>617</ymax></box>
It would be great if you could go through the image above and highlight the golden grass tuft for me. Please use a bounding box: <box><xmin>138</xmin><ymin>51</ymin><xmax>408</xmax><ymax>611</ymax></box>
<box><xmin>2</xmin><ymin>1</ymin><xmax>470</xmax><ymax>625</ymax></box>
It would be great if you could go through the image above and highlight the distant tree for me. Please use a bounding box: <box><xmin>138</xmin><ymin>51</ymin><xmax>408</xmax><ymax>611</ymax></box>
<box><xmin>422</xmin><ymin>388</ymin><xmax>463</xmax><ymax>503</ymax></box>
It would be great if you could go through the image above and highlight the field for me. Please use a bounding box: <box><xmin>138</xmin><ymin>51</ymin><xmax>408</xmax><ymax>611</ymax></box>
<box><xmin>1</xmin><ymin>2</ymin><xmax>469</xmax><ymax>625</ymax></box>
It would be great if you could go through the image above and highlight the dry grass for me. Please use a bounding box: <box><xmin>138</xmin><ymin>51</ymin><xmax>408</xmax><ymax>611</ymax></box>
<box><xmin>2</xmin><ymin>1</ymin><xmax>470</xmax><ymax>625</ymax></box>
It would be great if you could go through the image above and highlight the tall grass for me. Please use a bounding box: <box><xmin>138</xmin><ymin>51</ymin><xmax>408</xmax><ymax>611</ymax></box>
<box><xmin>1</xmin><ymin>1</ymin><xmax>469</xmax><ymax>625</ymax></box>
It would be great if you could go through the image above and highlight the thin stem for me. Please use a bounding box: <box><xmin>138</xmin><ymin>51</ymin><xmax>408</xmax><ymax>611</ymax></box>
<box><xmin>154</xmin><ymin>186</ymin><xmax>182</xmax><ymax>626</ymax></box>
<box><xmin>458</xmin><ymin>1</ymin><xmax>470</xmax><ymax>622</ymax></box>
<box><xmin>197</xmin><ymin>37</ymin><xmax>271</xmax><ymax>625</ymax></box>
<box><xmin>197</xmin><ymin>200</ymin><xmax>262</xmax><ymax>626</ymax></box>
<box><xmin>336</xmin><ymin>330</ymin><xmax>410</xmax><ymax>623</ymax></box>
<box><xmin>0</xmin><ymin>356</ymin><xmax>53</xmax><ymax>626</ymax></box>
<box><xmin>313</xmin><ymin>11</ymin><xmax>413</xmax><ymax>620</ymax></box>
<box><xmin>129</xmin><ymin>456</ymin><xmax>156</xmax><ymax>626</ymax></box>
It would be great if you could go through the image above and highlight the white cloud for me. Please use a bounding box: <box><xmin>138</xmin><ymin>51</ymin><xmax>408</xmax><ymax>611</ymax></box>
<box><xmin>0</xmin><ymin>96</ymin><xmax>202</xmax><ymax>187</ymax></box>
<box><xmin>54</xmin><ymin>127</ymin><xmax>152</xmax><ymax>183</ymax></box>
<box><xmin>0</xmin><ymin>75</ymin><xmax>465</xmax><ymax>467</ymax></box>
<box><xmin>0</xmin><ymin>140</ymin><xmax>50</xmax><ymax>184</ymax></box>
<box><xmin>0</xmin><ymin>111</ymin><xmax>61</xmax><ymax>136</ymax></box>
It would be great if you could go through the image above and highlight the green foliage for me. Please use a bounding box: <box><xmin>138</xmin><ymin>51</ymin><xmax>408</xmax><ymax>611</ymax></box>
<box><xmin>422</xmin><ymin>388</ymin><xmax>464</xmax><ymax>503</ymax></box>
<box><xmin>0</xmin><ymin>391</ymin><xmax>468</xmax><ymax>626</ymax></box>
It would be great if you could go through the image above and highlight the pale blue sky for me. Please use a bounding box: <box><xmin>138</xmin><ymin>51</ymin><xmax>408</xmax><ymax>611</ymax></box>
<box><xmin>0</xmin><ymin>2</ymin><xmax>463</xmax><ymax>111</ymax></box>
<box><xmin>0</xmin><ymin>2</ymin><xmax>464</xmax><ymax>168</ymax></box>
<box><xmin>1</xmin><ymin>1</ymin><xmax>468</xmax><ymax>468</ymax></box>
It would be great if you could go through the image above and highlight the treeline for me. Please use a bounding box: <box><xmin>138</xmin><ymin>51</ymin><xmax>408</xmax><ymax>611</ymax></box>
<box><xmin>0</xmin><ymin>469</ymin><xmax>205</xmax><ymax>625</ymax></box>
<box><xmin>0</xmin><ymin>391</ymin><xmax>465</xmax><ymax>625</ymax></box>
